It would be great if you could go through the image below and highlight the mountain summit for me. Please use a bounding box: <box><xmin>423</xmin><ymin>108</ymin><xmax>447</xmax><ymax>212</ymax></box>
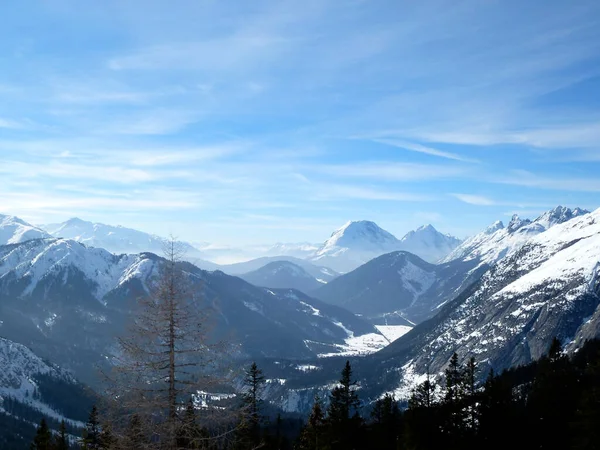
<box><xmin>310</xmin><ymin>221</ymin><xmax>402</xmax><ymax>272</ymax></box>
<box><xmin>399</xmin><ymin>224</ymin><xmax>462</xmax><ymax>263</ymax></box>
<box><xmin>0</xmin><ymin>214</ymin><xmax>50</xmax><ymax>246</ymax></box>
<box><xmin>442</xmin><ymin>206</ymin><xmax>590</xmax><ymax>264</ymax></box>
<box><xmin>310</xmin><ymin>220</ymin><xmax>460</xmax><ymax>272</ymax></box>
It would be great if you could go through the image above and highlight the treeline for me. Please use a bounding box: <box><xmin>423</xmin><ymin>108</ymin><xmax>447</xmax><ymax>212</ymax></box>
<box><xmin>292</xmin><ymin>337</ymin><xmax>600</xmax><ymax>450</ymax></box>
<box><xmin>26</xmin><ymin>337</ymin><xmax>600</xmax><ymax>449</ymax></box>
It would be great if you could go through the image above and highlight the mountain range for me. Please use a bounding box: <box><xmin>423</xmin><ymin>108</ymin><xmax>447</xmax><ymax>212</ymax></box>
<box><xmin>2</xmin><ymin>205</ymin><xmax>598</xmax><ymax>420</ymax></box>
<box><xmin>0</xmin><ymin>214</ymin><xmax>50</xmax><ymax>246</ymax></box>
<box><xmin>0</xmin><ymin>237</ymin><xmax>387</xmax><ymax>385</ymax></box>
<box><xmin>33</xmin><ymin>217</ymin><xmax>461</xmax><ymax>275</ymax></box>
<box><xmin>239</xmin><ymin>261</ymin><xmax>327</xmax><ymax>293</ymax></box>
<box><xmin>310</xmin><ymin>220</ymin><xmax>461</xmax><ymax>272</ymax></box>
<box><xmin>254</xmin><ymin>206</ymin><xmax>600</xmax><ymax>411</ymax></box>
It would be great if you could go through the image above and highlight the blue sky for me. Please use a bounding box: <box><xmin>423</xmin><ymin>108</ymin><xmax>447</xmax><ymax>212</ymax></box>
<box><xmin>1</xmin><ymin>0</ymin><xmax>600</xmax><ymax>245</ymax></box>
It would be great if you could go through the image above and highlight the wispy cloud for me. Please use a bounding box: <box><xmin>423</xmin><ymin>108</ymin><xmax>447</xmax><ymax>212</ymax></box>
<box><xmin>372</xmin><ymin>138</ymin><xmax>479</xmax><ymax>163</ymax></box>
<box><xmin>494</xmin><ymin>170</ymin><xmax>600</xmax><ymax>192</ymax></box>
<box><xmin>316</xmin><ymin>162</ymin><xmax>467</xmax><ymax>182</ymax></box>
<box><xmin>451</xmin><ymin>193</ymin><xmax>496</xmax><ymax>206</ymax></box>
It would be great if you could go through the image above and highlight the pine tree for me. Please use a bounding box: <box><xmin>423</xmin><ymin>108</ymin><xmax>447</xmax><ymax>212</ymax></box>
<box><xmin>441</xmin><ymin>353</ymin><xmax>467</xmax><ymax>447</ymax></box>
<box><xmin>408</xmin><ymin>374</ymin><xmax>437</xmax><ymax>410</ymax></box>
<box><xmin>177</xmin><ymin>397</ymin><xmax>203</xmax><ymax>449</ymax></box>
<box><xmin>122</xmin><ymin>414</ymin><xmax>146</xmax><ymax>450</ymax></box>
<box><xmin>53</xmin><ymin>420</ymin><xmax>69</xmax><ymax>450</ymax></box>
<box><xmin>30</xmin><ymin>418</ymin><xmax>52</xmax><ymax>450</ymax></box>
<box><xmin>406</xmin><ymin>374</ymin><xmax>440</xmax><ymax>450</ymax></box>
<box><xmin>326</xmin><ymin>360</ymin><xmax>361</xmax><ymax>449</ymax></box>
<box><xmin>98</xmin><ymin>421</ymin><xmax>115</xmax><ymax>450</ymax></box>
<box><xmin>528</xmin><ymin>337</ymin><xmax>578</xmax><ymax>450</ymax></box>
<box><xmin>478</xmin><ymin>368</ymin><xmax>516</xmax><ymax>449</ymax></box>
<box><xmin>81</xmin><ymin>405</ymin><xmax>101</xmax><ymax>450</ymax></box>
<box><xmin>297</xmin><ymin>395</ymin><xmax>325</xmax><ymax>450</ymax></box>
<box><xmin>369</xmin><ymin>394</ymin><xmax>401</xmax><ymax>450</ymax></box>
<box><xmin>462</xmin><ymin>357</ymin><xmax>479</xmax><ymax>433</ymax></box>
<box><xmin>239</xmin><ymin>362</ymin><xmax>266</xmax><ymax>448</ymax></box>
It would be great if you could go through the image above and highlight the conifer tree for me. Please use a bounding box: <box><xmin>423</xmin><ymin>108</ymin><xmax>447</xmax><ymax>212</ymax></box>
<box><xmin>406</xmin><ymin>374</ymin><xmax>440</xmax><ymax>450</ymax></box>
<box><xmin>81</xmin><ymin>405</ymin><xmax>101</xmax><ymax>450</ymax></box>
<box><xmin>326</xmin><ymin>360</ymin><xmax>361</xmax><ymax>449</ymax></box>
<box><xmin>369</xmin><ymin>394</ymin><xmax>401</xmax><ymax>450</ymax></box>
<box><xmin>297</xmin><ymin>395</ymin><xmax>325</xmax><ymax>450</ymax></box>
<box><xmin>463</xmin><ymin>357</ymin><xmax>479</xmax><ymax>433</ymax></box>
<box><xmin>478</xmin><ymin>368</ymin><xmax>516</xmax><ymax>449</ymax></box>
<box><xmin>238</xmin><ymin>362</ymin><xmax>266</xmax><ymax>448</ymax></box>
<box><xmin>441</xmin><ymin>353</ymin><xmax>467</xmax><ymax>446</ymax></box>
<box><xmin>54</xmin><ymin>420</ymin><xmax>69</xmax><ymax>450</ymax></box>
<box><xmin>30</xmin><ymin>418</ymin><xmax>52</xmax><ymax>450</ymax></box>
<box><xmin>122</xmin><ymin>414</ymin><xmax>146</xmax><ymax>450</ymax></box>
<box><xmin>177</xmin><ymin>397</ymin><xmax>203</xmax><ymax>449</ymax></box>
<box><xmin>528</xmin><ymin>337</ymin><xmax>577</xmax><ymax>450</ymax></box>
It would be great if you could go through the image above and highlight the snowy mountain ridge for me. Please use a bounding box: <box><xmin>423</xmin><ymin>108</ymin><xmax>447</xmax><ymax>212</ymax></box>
<box><xmin>310</xmin><ymin>220</ymin><xmax>461</xmax><ymax>272</ymax></box>
<box><xmin>0</xmin><ymin>337</ymin><xmax>84</xmax><ymax>427</ymax></box>
<box><xmin>0</xmin><ymin>238</ymin><xmax>155</xmax><ymax>301</ymax></box>
<box><xmin>0</xmin><ymin>214</ymin><xmax>50</xmax><ymax>246</ymax></box>
<box><xmin>376</xmin><ymin>206</ymin><xmax>600</xmax><ymax>399</ymax></box>
<box><xmin>442</xmin><ymin>206</ymin><xmax>590</xmax><ymax>265</ymax></box>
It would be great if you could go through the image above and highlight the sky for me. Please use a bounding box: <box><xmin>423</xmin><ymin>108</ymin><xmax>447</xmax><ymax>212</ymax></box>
<box><xmin>1</xmin><ymin>0</ymin><xmax>600</xmax><ymax>246</ymax></box>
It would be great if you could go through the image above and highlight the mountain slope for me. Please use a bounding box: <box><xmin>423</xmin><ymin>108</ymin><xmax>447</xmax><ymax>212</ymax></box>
<box><xmin>399</xmin><ymin>225</ymin><xmax>462</xmax><ymax>263</ymax></box>
<box><xmin>43</xmin><ymin>217</ymin><xmax>217</xmax><ymax>269</ymax></box>
<box><xmin>310</xmin><ymin>221</ymin><xmax>401</xmax><ymax>272</ymax></box>
<box><xmin>0</xmin><ymin>214</ymin><xmax>50</xmax><ymax>246</ymax></box>
<box><xmin>442</xmin><ymin>206</ymin><xmax>589</xmax><ymax>265</ymax></box>
<box><xmin>313</xmin><ymin>251</ymin><xmax>483</xmax><ymax>324</ymax></box>
<box><xmin>218</xmin><ymin>256</ymin><xmax>338</xmax><ymax>282</ymax></box>
<box><xmin>240</xmin><ymin>261</ymin><xmax>325</xmax><ymax>293</ymax></box>
<box><xmin>0</xmin><ymin>338</ymin><xmax>93</xmax><ymax>449</ymax></box>
<box><xmin>0</xmin><ymin>239</ymin><xmax>382</xmax><ymax>384</ymax></box>
<box><xmin>310</xmin><ymin>221</ymin><xmax>460</xmax><ymax>272</ymax></box>
<box><xmin>369</xmin><ymin>207</ymin><xmax>600</xmax><ymax>398</ymax></box>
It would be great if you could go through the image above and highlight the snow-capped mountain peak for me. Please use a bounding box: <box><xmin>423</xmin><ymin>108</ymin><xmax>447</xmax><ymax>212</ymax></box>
<box><xmin>398</xmin><ymin>224</ymin><xmax>462</xmax><ymax>263</ymax></box>
<box><xmin>442</xmin><ymin>206</ymin><xmax>590</xmax><ymax>264</ymax></box>
<box><xmin>42</xmin><ymin>217</ymin><xmax>206</xmax><ymax>262</ymax></box>
<box><xmin>321</xmin><ymin>220</ymin><xmax>399</xmax><ymax>251</ymax></box>
<box><xmin>310</xmin><ymin>221</ymin><xmax>401</xmax><ymax>272</ymax></box>
<box><xmin>507</xmin><ymin>214</ymin><xmax>532</xmax><ymax>233</ymax></box>
<box><xmin>0</xmin><ymin>214</ymin><xmax>50</xmax><ymax>246</ymax></box>
<box><xmin>311</xmin><ymin>220</ymin><xmax>461</xmax><ymax>272</ymax></box>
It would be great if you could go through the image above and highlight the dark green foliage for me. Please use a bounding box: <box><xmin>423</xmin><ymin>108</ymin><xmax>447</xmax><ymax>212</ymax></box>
<box><xmin>31</xmin><ymin>418</ymin><xmax>53</xmax><ymax>450</ymax></box>
<box><xmin>122</xmin><ymin>414</ymin><xmax>146</xmax><ymax>450</ymax></box>
<box><xmin>237</xmin><ymin>361</ymin><xmax>267</xmax><ymax>448</ymax></box>
<box><xmin>297</xmin><ymin>395</ymin><xmax>325</xmax><ymax>450</ymax></box>
<box><xmin>80</xmin><ymin>405</ymin><xmax>101</xmax><ymax>449</ymax></box>
<box><xmin>324</xmin><ymin>360</ymin><xmax>363</xmax><ymax>449</ymax></box>
<box><xmin>368</xmin><ymin>394</ymin><xmax>402</xmax><ymax>450</ymax></box>
<box><xmin>54</xmin><ymin>420</ymin><xmax>69</xmax><ymax>450</ymax></box>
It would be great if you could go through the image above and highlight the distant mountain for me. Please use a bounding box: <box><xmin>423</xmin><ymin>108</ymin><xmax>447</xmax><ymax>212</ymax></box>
<box><xmin>42</xmin><ymin>217</ymin><xmax>218</xmax><ymax>269</ymax></box>
<box><xmin>309</xmin><ymin>221</ymin><xmax>401</xmax><ymax>273</ymax></box>
<box><xmin>261</xmin><ymin>242</ymin><xmax>320</xmax><ymax>259</ymax></box>
<box><xmin>442</xmin><ymin>206</ymin><xmax>589</xmax><ymax>265</ymax></box>
<box><xmin>313</xmin><ymin>251</ymin><xmax>483</xmax><ymax>324</ymax></box>
<box><xmin>240</xmin><ymin>261</ymin><xmax>326</xmax><ymax>293</ymax></box>
<box><xmin>399</xmin><ymin>224</ymin><xmax>462</xmax><ymax>263</ymax></box>
<box><xmin>0</xmin><ymin>337</ymin><xmax>93</xmax><ymax>449</ymax></box>
<box><xmin>0</xmin><ymin>238</ymin><xmax>382</xmax><ymax>385</ymax></box>
<box><xmin>218</xmin><ymin>256</ymin><xmax>339</xmax><ymax>282</ymax></box>
<box><xmin>363</xmin><ymin>207</ymin><xmax>600</xmax><ymax>399</ymax></box>
<box><xmin>0</xmin><ymin>214</ymin><xmax>50</xmax><ymax>245</ymax></box>
<box><xmin>310</xmin><ymin>221</ymin><xmax>460</xmax><ymax>273</ymax></box>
